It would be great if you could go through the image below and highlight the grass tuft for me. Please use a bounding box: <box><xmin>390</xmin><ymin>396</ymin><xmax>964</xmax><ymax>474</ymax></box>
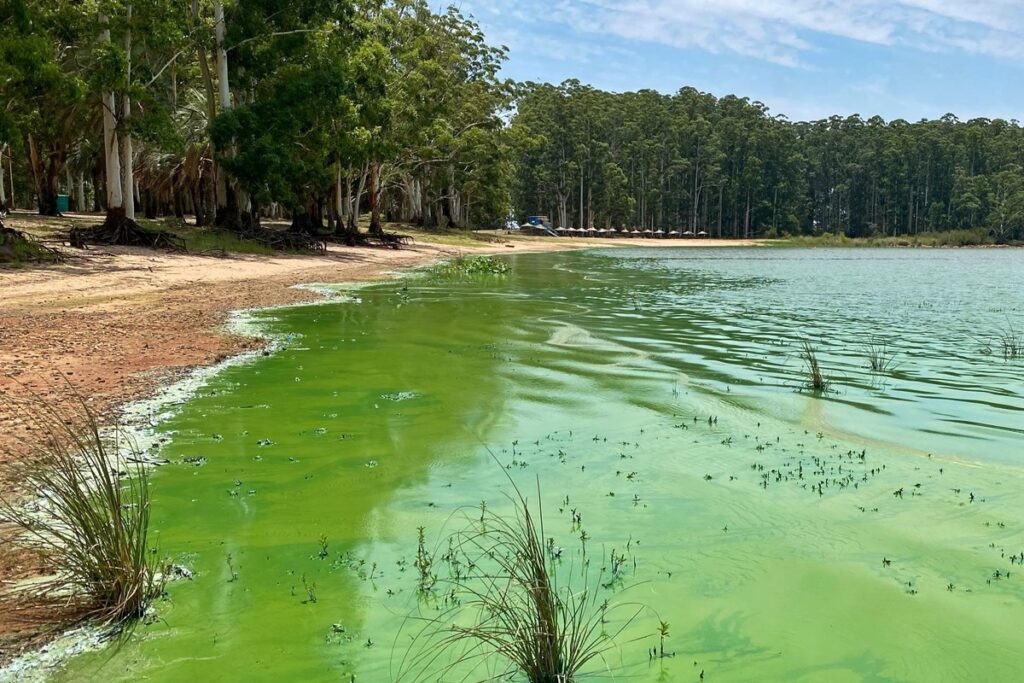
<box><xmin>395</xmin><ymin>477</ymin><xmax>641</xmax><ymax>682</ymax></box>
<box><xmin>800</xmin><ymin>341</ymin><xmax>831</xmax><ymax>393</ymax></box>
<box><xmin>864</xmin><ymin>339</ymin><xmax>898</xmax><ymax>374</ymax></box>
<box><xmin>0</xmin><ymin>387</ymin><xmax>163</xmax><ymax>627</ymax></box>
<box><xmin>997</xmin><ymin>322</ymin><xmax>1022</xmax><ymax>360</ymax></box>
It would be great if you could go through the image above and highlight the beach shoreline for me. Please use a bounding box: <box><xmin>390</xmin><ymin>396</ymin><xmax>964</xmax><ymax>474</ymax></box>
<box><xmin>0</xmin><ymin>213</ymin><xmax>763</xmax><ymax>664</ymax></box>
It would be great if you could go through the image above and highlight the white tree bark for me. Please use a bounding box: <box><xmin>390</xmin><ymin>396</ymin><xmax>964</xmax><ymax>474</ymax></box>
<box><xmin>0</xmin><ymin>144</ymin><xmax>7</xmax><ymax>206</ymax></box>
<box><xmin>100</xmin><ymin>14</ymin><xmax>124</xmax><ymax>212</ymax></box>
<box><xmin>7</xmin><ymin>145</ymin><xmax>14</xmax><ymax>208</ymax></box>
<box><xmin>121</xmin><ymin>4</ymin><xmax>135</xmax><ymax>219</ymax></box>
<box><xmin>335</xmin><ymin>163</ymin><xmax>344</xmax><ymax>218</ymax></box>
<box><xmin>353</xmin><ymin>162</ymin><xmax>368</xmax><ymax>224</ymax></box>
<box><xmin>215</xmin><ymin>1</ymin><xmax>230</xmax><ymax>113</ymax></box>
<box><xmin>76</xmin><ymin>171</ymin><xmax>86</xmax><ymax>211</ymax></box>
<box><xmin>214</xmin><ymin>0</ymin><xmax>231</xmax><ymax>208</ymax></box>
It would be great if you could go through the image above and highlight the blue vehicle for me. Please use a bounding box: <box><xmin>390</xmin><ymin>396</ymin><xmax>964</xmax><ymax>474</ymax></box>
<box><xmin>524</xmin><ymin>215</ymin><xmax>558</xmax><ymax>237</ymax></box>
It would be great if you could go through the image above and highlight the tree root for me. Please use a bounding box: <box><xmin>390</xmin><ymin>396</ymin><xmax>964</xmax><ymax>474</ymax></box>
<box><xmin>71</xmin><ymin>210</ymin><xmax>185</xmax><ymax>251</ymax></box>
<box><xmin>0</xmin><ymin>224</ymin><xmax>65</xmax><ymax>264</ymax></box>
<box><xmin>229</xmin><ymin>227</ymin><xmax>324</xmax><ymax>253</ymax></box>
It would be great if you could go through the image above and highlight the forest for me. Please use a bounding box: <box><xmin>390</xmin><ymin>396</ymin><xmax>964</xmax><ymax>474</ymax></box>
<box><xmin>2</xmin><ymin>0</ymin><xmax>1024</xmax><ymax>242</ymax></box>
<box><xmin>515</xmin><ymin>82</ymin><xmax>1024</xmax><ymax>240</ymax></box>
<box><xmin>0</xmin><ymin>0</ymin><xmax>515</xmax><ymax>245</ymax></box>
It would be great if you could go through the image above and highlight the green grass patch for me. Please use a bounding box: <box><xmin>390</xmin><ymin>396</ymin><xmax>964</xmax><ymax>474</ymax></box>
<box><xmin>0</xmin><ymin>226</ymin><xmax>64</xmax><ymax>265</ymax></box>
<box><xmin>180</xmin><ymin>228</ymin><xmax>278</xmax><ymax>256</ymax></box>
<box><xmin>432</xmin><ymin>255</ymin><xmax>510</xmax><ymax>276</ymax></box>
<box><xmin>773</xmin><ymin>228</ymin><xmax>997</xmax><ymax>248</ymax></box>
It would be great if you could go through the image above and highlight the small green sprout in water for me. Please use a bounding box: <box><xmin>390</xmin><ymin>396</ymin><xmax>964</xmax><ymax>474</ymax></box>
<box><xmin>302</xmin><ymin>574</ymin><xmax>317</xmax><ymax>603</ymax></box>
<box><xmin>319</xmin><ymin>534</ymin><xmax>329</xmax><ymax>559</ymax></box>
<box><xmin>657</xmin><ymin>620</ymin><xmax>671</xmax><ymax>658</ymax></box>
<box><xmin>415</xmin><ymin>527</ymin><xmax>437</xmax><ymax>593</ymax></box>
<box><xmin>226</xmin><ymin>554</ymin><xmax>239</xmax><ymax>582</ymax></box>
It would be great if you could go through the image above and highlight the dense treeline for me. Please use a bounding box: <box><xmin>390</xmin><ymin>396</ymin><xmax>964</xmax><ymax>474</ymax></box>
<box><xmin>0</xmin><ymin>0</ymin><xmax>513</xmax><ymax>240</ymax></box>
<box><xmin>513</xmin><ymin>82</ymin><xmax>1024</xmax><ymax>240</ymax></box>
<box><xmin>2</xmin><ymin>2</ymin><xmax>1023</xmax><ymax>243</ymax></box>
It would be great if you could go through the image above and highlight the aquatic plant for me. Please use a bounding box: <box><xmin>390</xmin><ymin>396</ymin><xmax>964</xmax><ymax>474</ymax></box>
<box><xmin>657</xmin><ymin>620</ymin><xmax>671</xmax><ymax>659</ymax></box>
<box><xmin>395</xmin><ymin>478</ymin><xmax>642</xmax><ymax>682</ymax></box>
<box><xmin>996</xmin><ymin>322</ymin><xmax>1022</xmax><ymax>360</ymax></box>
<box><xmin>800</xmin><ymin>341</ymin><xmax>831</xmax><ymax>393</ymax></box>
<box><xmin>0</xmin><ymin>390</ymin><xmax>163</xmax><ymax>626</ymax></box>
<box><xmin>864</xmin><ymin>339</ymin><xmax>898</xmax><ymax>373</ymax></box>
<box><xmin>414</xmin><ymin>526</ymin><xmax>436</xmax><ymax>594</ymax></box>
<box><xmin>432</xmin><ymin>255</ymin><xmax>510</xmax><ymax>276</ymax></box>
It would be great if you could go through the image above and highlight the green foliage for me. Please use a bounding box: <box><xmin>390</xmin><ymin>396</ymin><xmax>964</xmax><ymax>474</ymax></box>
<box><xmin>397</xmin><ymin>480</ymin><xmax>641</xmax><ymax>682</ymax></box>
<box><xmin>0</xmin><ymin>390</ymin><xmax>164</xmax><ymax>626</ymax></box>
<box><xmin>775</xmin><ymin>228</ymin><xmax>995</xmax><ymax>247</ymax></box>
<box><xmin>0</xmin><ymin>226</ymin><xmax>64</xmax><ymax>264</ymax></box>
<box><xmin>432</xmin><ymin>255</ymin><xmax>510</xmax><ymax>276</ymax></box>
<box><xmin>512</xmin><ymin>86</ymin><xmax>1024</xmax><ymax>242</ymax></box>
<box><xmin>180</xmin><ymin>228</ymin><xmax>277</xmax><ymax>255</ymax></box>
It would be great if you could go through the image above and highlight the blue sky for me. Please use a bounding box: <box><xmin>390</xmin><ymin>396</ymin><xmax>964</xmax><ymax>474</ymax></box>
<box><xmin>459</xmin><ymin>0</ymin><xmax>1024</xmax><ymax>122</ymax></box>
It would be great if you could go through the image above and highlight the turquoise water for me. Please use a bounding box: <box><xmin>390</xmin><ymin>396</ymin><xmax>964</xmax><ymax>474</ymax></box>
<box><xmin>59</xmin><ymin>248</ymin><xmax>1024</xmax><ymax>681</ymax></box>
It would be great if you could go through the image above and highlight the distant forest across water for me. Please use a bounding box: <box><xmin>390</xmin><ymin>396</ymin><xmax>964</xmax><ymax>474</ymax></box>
<box><xmin>513</xmin><ymin>81</ymin><xmax>1024</xmax><ymax>241</ymax></box>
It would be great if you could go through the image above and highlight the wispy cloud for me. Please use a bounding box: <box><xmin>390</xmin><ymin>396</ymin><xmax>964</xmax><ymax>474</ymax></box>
<box><xmin>477</xmin><ymin>0</ymin><xmax>1024</xmax><ymax>67</ymax></box>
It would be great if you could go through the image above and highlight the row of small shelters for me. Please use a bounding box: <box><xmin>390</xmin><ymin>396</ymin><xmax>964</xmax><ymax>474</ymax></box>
<box><xmin>546</xmin><ymin>227</ymin><xmax>711</xmax><ymax>237</ymax></box>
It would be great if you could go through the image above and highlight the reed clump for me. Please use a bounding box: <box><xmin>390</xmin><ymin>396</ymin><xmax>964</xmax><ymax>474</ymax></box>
<box><xmin>0</xmin><ymin>391</ymin><xmax>163</xmax><ymax>626</ymax></box>
<box><xmin>396</xmin><ymin>479</ymin><xmax>640</xmax><ymax>682</ymax></box>
<box><xmin>800</xmin><ymin>341</ymin><xmax>831</xmax><ymax>393</ymax></box>
<box><xmin>997</xmin><ymin>323</ymin><xmax>1022</xmax><ymax>360</ymax></box>
<box><xmin>864</xmin><ymin>339</ymin><xmax>897</xmax><ymax>373</ymax></box>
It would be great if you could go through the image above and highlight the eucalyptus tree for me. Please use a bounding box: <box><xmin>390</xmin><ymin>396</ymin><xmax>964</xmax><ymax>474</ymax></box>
<box><xmin>0</xmin><ymin>0</ymin><xmax>90</xmax><ymax>215</ymax></box>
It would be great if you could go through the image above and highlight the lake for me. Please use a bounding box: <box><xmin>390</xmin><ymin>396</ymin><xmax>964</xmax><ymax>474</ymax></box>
<box><xmin>58</xmin><ymin>248</ymin><xmax>1024</xmax><ymax>682</ymax></box>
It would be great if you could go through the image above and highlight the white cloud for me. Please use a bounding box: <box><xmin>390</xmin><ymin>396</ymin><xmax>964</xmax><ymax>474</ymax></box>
<box><xmin>479</xmin><ymin>0</ymin><xmax>1024</xmax><ymax>66</ymax></box>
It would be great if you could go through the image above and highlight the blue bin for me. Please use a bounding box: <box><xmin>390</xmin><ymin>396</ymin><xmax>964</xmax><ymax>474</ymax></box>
<box><xmin>56</xmin><ymin>194</ymin><xmax>70</xmax><ymax>212</ymax></box>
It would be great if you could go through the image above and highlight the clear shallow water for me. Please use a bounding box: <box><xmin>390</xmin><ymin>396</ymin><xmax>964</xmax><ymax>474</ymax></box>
<box><xmin>58</xmin><ymin>248</ymin><xmax>1024</xmax><ymax>682</ymax></box>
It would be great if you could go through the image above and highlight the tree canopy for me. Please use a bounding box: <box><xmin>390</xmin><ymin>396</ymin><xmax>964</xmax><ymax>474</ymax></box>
<box><xmin>511</xmin><ymin>82</ymin><xmax>1024</xmax><ymax>240</ymax></box>
<box><xmin>2</xmin><ymin>1</ymin><xmax>1022</xmax><ymax>242</ymax></box>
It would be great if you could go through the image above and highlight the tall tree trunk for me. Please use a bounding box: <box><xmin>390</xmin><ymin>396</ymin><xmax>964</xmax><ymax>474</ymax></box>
<box><xmin>193</xmin><ymin>0</ymin><xmax>219</xmax><ymax>223</ymax></box>
<box><xmin>0</xmin><ymin>144</ymin><xmax>7</xmax><ymax>209</ymax></box>
<box><xmin>75</xmin><ymin>171</ymin><xmax>85</xmax><ymax>212</ymax></box>
<box><xmin>333</xmin><ymin>163</ymin><xmax>344</xmax><ymax>234</ymax></box>
<box><xmin>92</xmin><ymin>164</ymin><xmax>103</xmax><ymax>212</ymax></box>
<box><xmin>213</xmin><ymin>0</ymin><xmax>239</xmax><ymax>228</ymax></box>
<box><xmin>27</xmin><ymin>136</ymin><xmax>61</xmax><ymax>216</ymax></box>
<box><xmin>368</xmin><ymin>162</ymin><xmax>382</xmax><ymax>235</ymax></box>
<box><xmin>121</xmin><ymin>4</ymin><xmax>136</xmax><ymax>220</ymax></box>
<box><xmin>100</xmin><ymin>14</ymin><xmax>124</xmax><ymax>224</ymax></box>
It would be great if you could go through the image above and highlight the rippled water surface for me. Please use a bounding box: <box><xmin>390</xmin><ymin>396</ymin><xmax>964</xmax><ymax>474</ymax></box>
<box><xmin>59</xmin><ymin>248</ymin><xmax>1024</xmax><ymax>682</ymax></box>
